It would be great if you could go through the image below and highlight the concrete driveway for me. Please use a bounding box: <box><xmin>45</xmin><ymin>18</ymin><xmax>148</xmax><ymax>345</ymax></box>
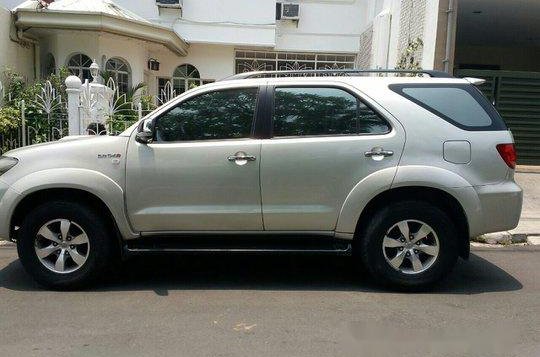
<box><xmin>0</xmin><ymin>245</ymin><xmax>539</xmax><ymax>357</ymax></box>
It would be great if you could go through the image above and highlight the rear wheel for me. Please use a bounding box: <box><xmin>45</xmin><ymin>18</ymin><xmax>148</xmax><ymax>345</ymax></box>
<box><xmin>17</xmin><ymin>200</ymin><xmax>114</xmax><ymax>289</ymax></box>
<box><xmin>357</xmin><ymin>201</ymin><xmax>459</xmax><ymax>289</ymax></box>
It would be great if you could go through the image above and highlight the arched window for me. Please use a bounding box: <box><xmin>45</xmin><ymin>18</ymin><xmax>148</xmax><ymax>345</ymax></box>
<box><xmin>172</xmin><ymin>64</ymin><xmax>201</xmax><ymax>94</ymax></box>
<box><xmin>67</xmin><ymin>53</ymin><xmax>92</xmax><ymax>81</ymax></box>
<box><xmin>44</xmin><ymin>53</ymin><xmax>56</xmax><ymax>77</ymax></box>
<box><xmin>105</xmin><ymin>57</ymin><xmax>131</xmax><ymax>94</ymax></box>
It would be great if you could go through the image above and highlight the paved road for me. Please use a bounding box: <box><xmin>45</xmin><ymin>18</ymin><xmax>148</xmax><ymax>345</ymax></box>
<box><xmin>0</xmin><ymin>245</ymin><xmax>539</xmax><ymax>357</ymax></box>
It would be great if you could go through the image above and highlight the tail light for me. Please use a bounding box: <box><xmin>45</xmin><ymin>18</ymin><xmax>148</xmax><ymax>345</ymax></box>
<box><xmin>496</xmin><ymin>143</ymin><xmax>516</xmax><ymax>169</ymax></box>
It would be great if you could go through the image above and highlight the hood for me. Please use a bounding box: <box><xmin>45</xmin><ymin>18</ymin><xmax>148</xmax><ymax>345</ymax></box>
<box><xmin>4</xmin><ymin>135</ymin><xmax>121</xmax><ymax>158</ymax></box>
<box><xmin>0</xmin><ymin>134</ymin><xmax>131</xmax><ymax>186</ymax></box>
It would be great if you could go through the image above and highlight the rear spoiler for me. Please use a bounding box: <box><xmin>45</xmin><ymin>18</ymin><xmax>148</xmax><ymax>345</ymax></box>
<box><xmin>463</xmin><ymin>77</ymin><xmax>486</xmax><ymax>86</ymax></box>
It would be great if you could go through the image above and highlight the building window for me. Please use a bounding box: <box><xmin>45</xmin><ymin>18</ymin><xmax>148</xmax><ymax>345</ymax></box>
<box><xmin>67</xmin><ymin>53</ymin><xmax>93</xmax><ymax>81</ymax></box>
<box><xmin>44</xmin><ymin>53</ymin><xmax>56</xmax><ymax>77</ymax></box>
<box><xmin>105</xmin><ymin>57</ymin><xmax>131</xmax><ymax>94</ymax></box>
<box><xmin>235</xmin><ymin>50</ymin><xmax>356</xmax><ymax>74</ymax></box>
<box><xmin>172</xmin><ymin>64</ymin><xmax>203</xmax><ymax>94</ymax></box>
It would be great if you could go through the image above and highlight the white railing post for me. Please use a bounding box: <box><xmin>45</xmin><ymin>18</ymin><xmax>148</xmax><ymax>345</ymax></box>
<box><xmin>138</xmin><ymin>102</ymin><xmax>143</xmax><ymax>120</ymax></box>
<box><xmin>20</xmin><ymin>100</ymin><xmax>26</xmax><ymax>147</ymax></box>
<box><xmin>65</xmin><ymin>76</ymin><xmax>82</xmax><ymax>136</ymax></box>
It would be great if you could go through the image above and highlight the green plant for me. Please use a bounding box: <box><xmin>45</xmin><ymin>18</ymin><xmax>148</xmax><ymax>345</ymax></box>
<box><xmin>106</xmin><ymin>82</ymin><xmax>153</xmax><ymax>134</ymax></box>
<box><xmin>0</xmin><ymin>67</ymin><xmax>70</xmax><ymax>150</ymax></box>
<box><xmin>395</xmin><ymin>37</ymin><xmax>424</xmax><ymax>74</ymax></box>
<box><xmin>0</xmin><ymin>106</ymin><xmax>20</xmax><ymax>133</ymax></box>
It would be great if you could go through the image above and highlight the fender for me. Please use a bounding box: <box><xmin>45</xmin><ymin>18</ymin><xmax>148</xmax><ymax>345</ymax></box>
<box><xmin>335</xmin><ymin>165</ymin><xmax>483</xmax><ymax>238</ymax></box>
<box><xmin>391</xmin><ymin>165</ymin><xmax>482</xmax><ymax>237</ymax></box>
<box><xmin>2</xmin><ymin>168</ymin><xmax>138</xmax><ymax>240</ymax></box>
<box><xmin>335</xmin><ymin>167</ymin><xmax>397</xmax><ymax>236</ymax></box>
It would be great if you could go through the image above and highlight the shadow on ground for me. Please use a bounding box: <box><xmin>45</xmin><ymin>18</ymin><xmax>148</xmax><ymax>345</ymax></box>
<box><xmin>0</xmin><ymin>248</ymin><xmax>523</xmax><ymax>295</ymax></box>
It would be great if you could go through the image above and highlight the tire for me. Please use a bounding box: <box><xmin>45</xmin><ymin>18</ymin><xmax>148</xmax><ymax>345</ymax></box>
<box><xmin>356</xmin><ymin>200</ymin><xmax>459</xmax><ymax>290</ymax></box>
<box><xmin>17</xmin><ymin>200</ymin><xmax>115</xmax><ymax>289</ymax></box>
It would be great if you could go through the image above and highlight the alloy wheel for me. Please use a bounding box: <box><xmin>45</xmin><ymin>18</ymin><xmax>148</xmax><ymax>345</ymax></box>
<box><xmin>382</xmin><ymin>219</ymin><xmax>439</xmax><ymax>275</ymax></box>
<box><xmin>34</xmin><ymin>219</ymin><xmax>90</xmax><ymax>274</ymax></box>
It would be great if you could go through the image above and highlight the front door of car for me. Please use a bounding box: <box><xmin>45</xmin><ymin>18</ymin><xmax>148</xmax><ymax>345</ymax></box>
<box><xmin>126</xmin><ymin>86</ymin><xmax>264</xmax><ymax>232</ymax></box>
<box><xmin>260</xmin><ymin>83</ymin><xmax>405</xmax><ymax>231</ymax></box>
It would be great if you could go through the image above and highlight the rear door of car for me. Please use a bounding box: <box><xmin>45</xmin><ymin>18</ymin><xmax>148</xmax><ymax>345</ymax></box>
<box><xmin>259</xmin><ymin>81</ymin><xmax>406</xmax><ymax>231</ymax></box>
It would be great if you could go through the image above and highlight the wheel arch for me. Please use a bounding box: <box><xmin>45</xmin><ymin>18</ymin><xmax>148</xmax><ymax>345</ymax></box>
<box><xmin>6</xmin><ymin>168</ymin><xmax>138</xmax><ymax>243</ymax></box>
<box><xmin>10</xmin><ymin>188</ymin><xmax>123</xmax><ymax>252</ymax></box>
<box><xmin>353</xmin><ymin>186</ymin><xmax>470</xmax><ymax>259</ymax></box>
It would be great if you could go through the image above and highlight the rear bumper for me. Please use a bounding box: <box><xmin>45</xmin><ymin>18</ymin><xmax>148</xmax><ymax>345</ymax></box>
<box><xmin>467</xmin><ymin>181</ymin><xmax>523</xmax><ymax>237</ymax></box>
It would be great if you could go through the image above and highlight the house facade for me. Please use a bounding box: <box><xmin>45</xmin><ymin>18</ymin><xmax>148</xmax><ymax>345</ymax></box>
<box><xmin>0</xmin><ymin>0</ymin><xmax>455</xmax><ymax>98</ymax></box>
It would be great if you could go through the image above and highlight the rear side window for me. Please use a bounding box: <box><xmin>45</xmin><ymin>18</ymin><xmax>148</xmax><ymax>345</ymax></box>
<box><xmin>154</xmin><ymin>87</ymin><xmax>258</xmax><ymax>142</ymax></box>
<box><xmin>272</xmin><ymin>87</ymin><xmax>390</xmax><ymax>137</ymax></box>
<box><xmin>390</xmin><ymin>84</ymin><xmax>506</xmax><ymax>131</ymax></box>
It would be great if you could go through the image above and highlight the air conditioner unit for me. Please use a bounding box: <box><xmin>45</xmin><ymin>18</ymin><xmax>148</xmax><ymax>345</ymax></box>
<box><xmin>281</xmin><ymin>3</ymin><xmax>299</xmax><ymax>20</ymax></box>
<box><xmin>156</xmin><ymin>0</ymin><xmax>182</xmax><ymax>8</ymax></box>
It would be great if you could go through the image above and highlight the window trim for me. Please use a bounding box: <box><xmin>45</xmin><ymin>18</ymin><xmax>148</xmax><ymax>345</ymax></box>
<box><xmin>151</xmin><ymin>86</ymin><xmax>262</xmax><ymax>143</ymax></box>
<box><xmin>389</xmin><ymin>83</ymin><xmax>507</xmax><ymax>131</ymax></box>
<box><xmin>268</xmin><ymin>84</ymin><xmax>392</xmax><ymax>139</ymax></box>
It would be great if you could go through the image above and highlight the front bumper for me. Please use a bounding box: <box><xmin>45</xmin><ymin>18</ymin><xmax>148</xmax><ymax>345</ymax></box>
<box><xmin>0</xmin><ymin>179</ymin><xmax>20</xmax><ymax>241</ymax></box>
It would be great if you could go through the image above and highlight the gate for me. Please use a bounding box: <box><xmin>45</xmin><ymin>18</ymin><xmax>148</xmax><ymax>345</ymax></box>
<box><xmin>455</xmin><ymin>69</ymin><xmax>540</xmax><ymax>165</ymax></box>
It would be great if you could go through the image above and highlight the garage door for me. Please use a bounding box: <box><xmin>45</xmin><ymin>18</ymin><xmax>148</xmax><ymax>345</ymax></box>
<box><xmin>455</xmin><ymin>69</ymin><xmax>540</xmax><ymax>165</ymax></box>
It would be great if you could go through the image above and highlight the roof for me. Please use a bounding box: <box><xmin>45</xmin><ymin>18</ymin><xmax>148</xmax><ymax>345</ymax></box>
<box><xmin>14</xmin><ymin>0</ymin><xmax>148</xmax><ymax>22</ymax></box>
<box><xmin>13</xmin><ymin>0</ymin><xmax>189</xmax><ymax>56</ymax></box>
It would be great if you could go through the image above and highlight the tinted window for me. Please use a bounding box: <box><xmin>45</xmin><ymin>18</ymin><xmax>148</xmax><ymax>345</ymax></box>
<box><xmin>391</xmin><ymin>84</ymin><xmax>506</xmax><ymax>130</ymax></box>
<box><xmin>273</xmin><ymin>87</ymin><xmax>390</xmax><ymax>137</ymax></box>
<box><xmin>154</xmin><ymin>88</ymin><xmax>258</xmax><ymax>141</ymax></box>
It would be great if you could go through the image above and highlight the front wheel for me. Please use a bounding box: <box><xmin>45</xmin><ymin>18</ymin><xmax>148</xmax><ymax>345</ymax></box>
<box><xmin>17</xmin><ymin>200</ymin><xmax>114</xmax><ymax>289</ymax></box>
<box><xmin>357</xmin><ymin>201</ymin><xmax>459</xmax><ymax>290</ymax></box>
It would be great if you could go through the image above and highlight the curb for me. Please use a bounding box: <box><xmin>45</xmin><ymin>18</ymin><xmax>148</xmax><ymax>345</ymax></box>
<box><xmin>474</xmin><ymin>232</ymin><xmax>540</xmax><ymax>246</ymax></box>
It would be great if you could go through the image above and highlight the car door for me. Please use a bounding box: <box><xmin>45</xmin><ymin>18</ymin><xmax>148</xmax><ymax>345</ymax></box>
<box><xmin>260</xmin><ymin>83</ymin><xmax>405</xmax><ymax>231</ymax></box>
<box><xmin>126</xmin><ymin>85</ymin><xmax>264</xmax><ymax>232</ymax></box>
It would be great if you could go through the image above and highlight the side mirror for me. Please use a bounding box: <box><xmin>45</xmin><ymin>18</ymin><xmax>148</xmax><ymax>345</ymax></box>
<box><xmin>135</xmin><ymin>118</ymin><xmax>154</xmax><ymax>144</ymax></box>
<box><xmin>135</xmin><ymin>130</ymin><xmax>153</xmax><ymax>144</ymax></box>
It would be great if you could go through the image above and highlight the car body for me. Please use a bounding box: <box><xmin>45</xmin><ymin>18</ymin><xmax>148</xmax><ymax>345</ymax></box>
<box><xmin>0</xmin><ymin>70</ymin><xmax>523</xmax><ymax>289</ymax></box>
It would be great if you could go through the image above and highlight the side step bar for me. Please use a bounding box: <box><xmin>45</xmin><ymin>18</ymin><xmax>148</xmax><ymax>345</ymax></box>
<box><xmin>124</xmin><ymin>235</ymin><xmax>353</xmax><ymax>256</ymax></box>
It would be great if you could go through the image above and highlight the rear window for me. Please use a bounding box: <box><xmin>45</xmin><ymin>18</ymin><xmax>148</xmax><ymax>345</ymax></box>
<box><xmin>389</xmin><ymin>84</ymin><xmax>506</xmax><ymax>131</ymax></box>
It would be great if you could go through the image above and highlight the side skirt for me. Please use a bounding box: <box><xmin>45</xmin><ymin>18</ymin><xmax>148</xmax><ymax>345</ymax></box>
<box><xmin>123</xmin><ymin>233</ymin><xmax>352</xmax><ymax>256</ymax></box>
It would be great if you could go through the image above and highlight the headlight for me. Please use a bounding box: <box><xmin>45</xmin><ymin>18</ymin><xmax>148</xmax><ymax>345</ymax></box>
<box><xmin>0</xmin><ymin>156</ymin><xmax>18</xmax><ymax>175</ymax></box>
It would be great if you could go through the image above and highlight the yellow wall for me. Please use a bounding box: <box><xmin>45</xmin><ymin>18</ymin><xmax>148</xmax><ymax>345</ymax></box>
<box><xmin>0</xmin><ymin>6</ymin><xmax>35</xmax><ymax>82</ymax></box>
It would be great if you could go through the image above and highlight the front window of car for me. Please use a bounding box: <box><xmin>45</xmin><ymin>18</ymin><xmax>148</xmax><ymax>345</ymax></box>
<box><xmin>153</xmin><ymin>87</ymin><xmax>259</xmax><ymax>142</ymax></box>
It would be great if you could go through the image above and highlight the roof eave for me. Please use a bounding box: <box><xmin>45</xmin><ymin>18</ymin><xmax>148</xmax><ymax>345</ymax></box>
<box><xmin>14</xmin><ymin>9</ymin><xmax>189</xmax><ymax>56</ymax></box>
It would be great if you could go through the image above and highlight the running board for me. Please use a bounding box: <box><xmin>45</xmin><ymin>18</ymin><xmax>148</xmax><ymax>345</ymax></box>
<box><xmin>124</xmin><ymin>235</ymin><xmax>352</xmax><ymax>256</ymax></box>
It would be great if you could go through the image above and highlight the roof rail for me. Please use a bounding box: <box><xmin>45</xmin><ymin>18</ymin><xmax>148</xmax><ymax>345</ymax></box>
<box><xmin>224</xmin><ymin>69</ymin><xmax>453</xmax><ymax>80</ymax></box>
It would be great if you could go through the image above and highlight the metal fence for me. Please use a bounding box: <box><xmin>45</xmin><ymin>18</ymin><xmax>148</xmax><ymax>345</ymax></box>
<box><xmin>0</xmin><ymin>77</ymin><xmax>157</xmax><ymax>153</ymax></box>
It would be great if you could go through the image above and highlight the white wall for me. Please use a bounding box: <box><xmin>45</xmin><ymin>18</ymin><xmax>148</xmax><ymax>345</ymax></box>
<box><xmin>275</xmin><ymin>0</ymin><xmax>369</xmax><ymax>53</ymax></box>
<box><xmin>0</xmin><ymin>5</ymin><xmax>34</xmax><ymax>81</ymax></box>
<box><xmin>175</xmin><ymin>0</ymin><xmax>276</xmax><ymax>47</ymax></box>
<box><xmin>151</xmin><ymin>43</ymin><xmax>234</xmax><ymax>81</ymax></box>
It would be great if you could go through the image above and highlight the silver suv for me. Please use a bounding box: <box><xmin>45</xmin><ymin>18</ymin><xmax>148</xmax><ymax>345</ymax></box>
<box><xmin>0</xmin><ymin>70</ymin><xmax>523</xmax><ymax>289</ymax></box>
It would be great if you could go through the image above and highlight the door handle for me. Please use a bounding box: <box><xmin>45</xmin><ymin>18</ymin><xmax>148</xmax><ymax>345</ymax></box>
<box><xmin>364</xmin><ymin>147</ymin><xmax>394</xmax><ymax>158</ymax></box>
<box><xmin>227</xmin><ymin>151</ymin><xmax>256</xmax><ymax>163</ymax></box>
<box><xmin>228</xmin><ymin>155</ymin><xmax>256</xmax><ymax>162</ymax></box>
